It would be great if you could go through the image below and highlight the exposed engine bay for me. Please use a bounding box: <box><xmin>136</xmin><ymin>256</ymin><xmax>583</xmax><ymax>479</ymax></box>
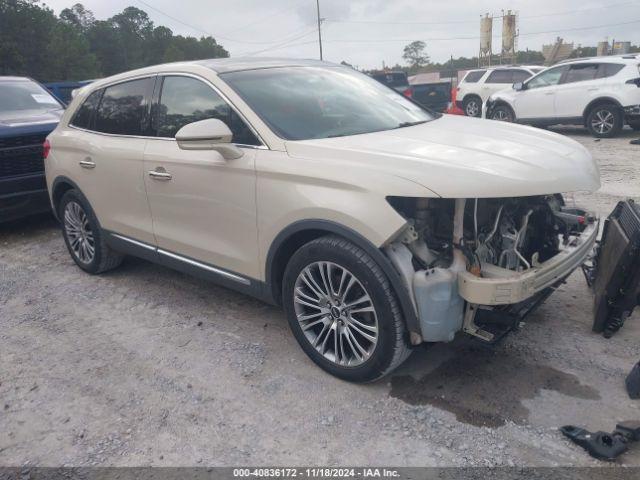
<box><xmin>385</xmin><ymin>195</ymin><xmax>596</xmax><ymax>344</ymax></box>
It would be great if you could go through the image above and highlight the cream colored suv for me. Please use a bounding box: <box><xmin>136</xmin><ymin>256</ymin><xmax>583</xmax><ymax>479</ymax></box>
<box><xmin>45</xmin><ymin>59</ymin><xmax>600</xmax><ymax>382</ymax></box>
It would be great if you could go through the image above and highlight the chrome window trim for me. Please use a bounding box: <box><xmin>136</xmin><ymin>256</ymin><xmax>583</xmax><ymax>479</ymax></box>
<box><xmin>67</xmin><ymin>72</ymin><xmax>269</xmax><ymax>150</ymax></box>
<box><xmin>151</xmin><ymin>72</ymin><xmax>268</xmax><ymax>149</ymax></box>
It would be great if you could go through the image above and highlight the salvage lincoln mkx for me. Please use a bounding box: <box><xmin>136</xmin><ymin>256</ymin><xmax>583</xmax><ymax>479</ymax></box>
<box><xmin>44</xmin><ymin>58</ymin><xmax>600</xmax><ymax>382</ymax></box>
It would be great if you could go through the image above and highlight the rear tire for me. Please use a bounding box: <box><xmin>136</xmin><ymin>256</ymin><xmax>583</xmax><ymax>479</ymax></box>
<box><xmin>628</xmin><ymin>119</ymin><xmax>640</xmax><ymax>131</ymax></box>
<box><xmin>463</xmin><ymin>96</ymin><xmax>482</xmax><ymax>117</ymax></box>
<box><xmin>58</xmin><ymin>189</ymin><xmax>124</xmax><ymax>274</ymax></box>
<box><xmin>282</xmin><ymin>235</ymin><xmax>411</xmax><ymax>383</ymax></box>
<box><xmin>586</xmin><ymin>104</ymin><xmax>623</xmax><ymax>138</ymax></box>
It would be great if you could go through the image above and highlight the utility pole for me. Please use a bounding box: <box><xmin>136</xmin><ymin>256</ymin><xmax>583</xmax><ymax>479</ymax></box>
<box><xmin>316</xmin><ymin>0</ymin><xmax>323</xmax><ymax>60</ymax></box>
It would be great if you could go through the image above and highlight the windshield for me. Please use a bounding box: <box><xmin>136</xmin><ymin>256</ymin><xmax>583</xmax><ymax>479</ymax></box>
<box><xmin>221</xmin><ymin>66</ymin><xmax>434</xmax><ymax>141</ymax></box>
<box><xmin>0</xmin><ymin>80</ymin><xmax>63</xmax><ymax>117</ymax></box>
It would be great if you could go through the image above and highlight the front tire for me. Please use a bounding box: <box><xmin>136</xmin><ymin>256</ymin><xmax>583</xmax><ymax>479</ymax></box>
<box><xmin>463</xmin><ymin>96</ymin><xmax>482</xmax><ymax>117</ymax></box>
<box><xmin>59</xmin><ymin>189</ymin><xmax>124</xmax><ymax>274</ymax></box>
<box><xmin>586</xmin><ymin>104</ymin><xmax>623</xmax><ymax>138</ymax></box>
<box><xmin>490</xmin><ymin>104</ymin><xmax>515</xmax><ymax>123</ymax></box>
<box><xmin>282</xmin><ymin>235</ymin><xmax>411</xmax><ymax>382</ymax></box>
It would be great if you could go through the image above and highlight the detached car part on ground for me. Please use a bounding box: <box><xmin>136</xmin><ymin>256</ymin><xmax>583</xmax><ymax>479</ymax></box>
<box><xmin>45</xmin><ymin>59</ymin><xmax>601</xmax><ymax>383</ymax></box>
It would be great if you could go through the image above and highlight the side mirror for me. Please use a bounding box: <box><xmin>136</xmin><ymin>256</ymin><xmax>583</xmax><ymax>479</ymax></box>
<box><xmin>175</xmin><ymin>118</ymin><xmax>243</xmax><ymax>160</ymax></box>
<box><xmin>513</xmin><ymin>82</ymin><xmax>525</xmax><ymax>91</ymax></box>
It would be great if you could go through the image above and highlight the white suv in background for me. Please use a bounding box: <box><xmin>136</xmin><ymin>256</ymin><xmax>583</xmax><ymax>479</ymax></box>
<box><xmin>456</xmin><ymin>65</ymin><xmax>545</xmax><ymax>117</ymax></box>
<box><xmin>485</xmin><ymin>55</ymin><xmax>640</xmax><ymax>138</ymax></box>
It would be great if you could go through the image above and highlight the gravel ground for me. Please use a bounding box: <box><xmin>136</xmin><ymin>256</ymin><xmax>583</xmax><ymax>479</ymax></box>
<box><xmin>0</xmin><ymin>126</ymin><xmax>639</xmax><ymax>467</ymax></box>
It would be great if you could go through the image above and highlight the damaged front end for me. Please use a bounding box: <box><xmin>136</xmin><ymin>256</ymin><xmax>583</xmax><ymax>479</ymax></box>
<box><xmin>385</xmin><ymin>195</ymin><xmax>598</xmax><ymax>344</ymax></box>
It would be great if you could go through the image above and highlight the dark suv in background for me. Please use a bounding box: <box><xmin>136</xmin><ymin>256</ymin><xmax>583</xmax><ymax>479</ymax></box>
<box><xmin>371</xmin><ymin>71</ymin><xmax>413</xmax><ymax>98</ymax></box>
<box><xmin>0</xmin><ymin>77</ymin><xmax>63</xmax><ymax>222</ymax></box>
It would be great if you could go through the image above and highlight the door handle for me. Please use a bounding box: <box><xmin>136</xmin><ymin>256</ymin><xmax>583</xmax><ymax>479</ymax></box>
<box><xmin>148</xmin><ymin>169</ymin><xmax>172</xmax><ymax>181</ymax></box>
<box><xmin>79</xmin><ymin>159</ymin><xmax>96</xmax><ymax>169</ymax></box>
<box><xmin>544</xmin><ymin>92</ymin><xmax>555</xmax><ymax>96</ymax></box>
<box><xmin>587</xmin><ymin>88</ymin><xmax>599</xmax><ymax>92</ymax></box>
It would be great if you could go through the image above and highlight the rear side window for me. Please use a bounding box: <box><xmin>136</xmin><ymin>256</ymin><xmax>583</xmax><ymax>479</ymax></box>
<box><xmin>486</xmin><ymin>70</ymin><xmax>514</xmax><ymax>84</ymax></box>
<box><xmin>70</xmin><ymin>90</ymin><xmax>102</xmax><ymax>130</ymax></box>
<box><xmin>563</xmin><ymin>64</ymin><xmax>599</xmax><ymax>84</ymax></box>
<box><xmin>94</xmin><ymin>78</ymin><xmax>152</xmax><ymax>136</ymax></box>
<box><xmin>463</xmin><ymin>70</ymin><xmax>486</xmax><ymax>83</ymax></box>
<box><xmin>153</xmin><ymin>76</ymin><xmax>260</xmax><ymax>146</ymax></box>
<box><xmin>599</xmin><ymin>63</ymin><xmax>625</xmax><ymax>78</ymax></box>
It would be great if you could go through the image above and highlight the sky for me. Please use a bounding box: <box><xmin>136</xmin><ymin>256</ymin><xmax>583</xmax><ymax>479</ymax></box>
<box><xmin>41</xmin><ymin>0</ymin><xmax>640</xmax><ymax>69</ymax></box>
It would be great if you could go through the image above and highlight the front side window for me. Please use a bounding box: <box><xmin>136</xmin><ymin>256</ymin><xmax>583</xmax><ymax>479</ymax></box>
<box><xmin>0</xmin><ymin>80</ymin><xmax>62</xmax><ymax>118</ymax></box>
<box><xmin>526</xmin><ymin>66</ymin><xmax>567</xmax><ymax>89</ymax></box>
<box><xmin>463</xmin><ymin>70</ymin><xmax>486</xmax><ymax>83</ymax></box>
<box><xmin>563</xmin><ymin>64</ymin><xmax>599</xmax><ymax>84</ymax></box>
<box><xmin>71</xmin><ymin>90</ymin><xmax>102</xmax><ymax>129</ymax></box>
<box><xmin>486</xmin><ymin>70</ymin><xmax>513</xmax><ymax>84</ymax></box>
<box><xmin>153</xmin><ymin>76</ymin><xmax>260</xmax><ymax>146</ymax></box>
<box><xmin>221</xmin><ymin>67</ymin><xmax>434</xmax><ymax>141</ymax></box>
<box><xmin>94</xmin><ymin>78</ymin><xmax>151</xmax><ymax>136</ymax></box>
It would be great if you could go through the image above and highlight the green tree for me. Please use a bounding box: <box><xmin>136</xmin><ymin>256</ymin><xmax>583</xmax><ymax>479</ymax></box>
<box><xmin>402</xmin><ymin>41</ymin><xmax>430</xmax><ymax>70</ymax></box>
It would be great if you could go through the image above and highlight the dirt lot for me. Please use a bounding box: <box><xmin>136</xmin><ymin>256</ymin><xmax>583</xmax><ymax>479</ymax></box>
<box><xmin>1</xmin><ymin>127</ymin><xmax>639</xmax><ymax>467</ymax></box>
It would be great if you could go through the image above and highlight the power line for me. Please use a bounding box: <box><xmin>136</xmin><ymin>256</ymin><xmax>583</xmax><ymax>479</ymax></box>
<box><xmin>325</xmin><ymin>1</ymin><xmax>639</xmax><ymax>26</ymax></box>
<box><xmin>240</xmin><ymin>27</ymin><xmax>320</xmax><ymax>56</ymax></box>
<box><xmin>134</xmin><ymin>0</ymin><xmax>304</xmax><ymax>45</ymax></box>
<box><xmin>320</xmin><ymin>18</ymin><xmax>640</xmax><ymax>44</ymax></box>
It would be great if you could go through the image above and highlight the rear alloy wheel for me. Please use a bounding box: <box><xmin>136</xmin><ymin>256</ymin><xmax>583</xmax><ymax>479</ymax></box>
<box><xmin>463</xmin><ymin>97</ymin><xmax>482</xmax><ymax>117</ymax></box>
<box><xmin>59</xmin><ymin>189</ymin><xmax>124</xmax><ymax>274</ymax></box>
<box><xmin>490</xmin><ymin>105</ymin><xmax>515</xmax><ymax>123</ymax></box>
<box><xmin>587</xmin><ymin>104</ymin><xmax>623</xmax><ymax>138</ymax></box>
<box><xmin>283</xmin><ymin>235</ymin><xmax>411</xmax><ymax>382</ymax></box>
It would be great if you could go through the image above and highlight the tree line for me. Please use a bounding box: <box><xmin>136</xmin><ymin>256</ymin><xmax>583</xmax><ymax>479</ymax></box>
<box><xmin>0</xmin><ymin>0</ymin><xmax>229</xmax><ymax>82</ymax></box>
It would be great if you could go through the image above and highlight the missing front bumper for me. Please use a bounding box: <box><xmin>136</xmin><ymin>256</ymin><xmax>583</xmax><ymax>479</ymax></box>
<box><xmin>457</xmin><ymin>220</ymin><xmax>599</xmax><ymax>306</ymax></box>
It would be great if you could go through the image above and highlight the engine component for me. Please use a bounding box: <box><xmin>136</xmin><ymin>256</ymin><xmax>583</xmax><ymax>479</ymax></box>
<box><xmin>590</xmin><ymin>200</ymin><xmax>640</xmax><ymax>337</ymax></box>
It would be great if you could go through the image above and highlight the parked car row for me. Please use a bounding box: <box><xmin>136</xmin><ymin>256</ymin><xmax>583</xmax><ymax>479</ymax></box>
<box><xmin>485</xmin><ymin>55</ymin><xmax>640</xmax><ymax>138</ymax></box>
<box><xmin>37</xmin><ymin>58</ymin><xmax>600</xmax><ymax>382</ymax></box>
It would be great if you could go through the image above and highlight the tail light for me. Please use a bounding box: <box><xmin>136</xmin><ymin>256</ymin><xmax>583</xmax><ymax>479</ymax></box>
<box><xmin>403</xmin><ymin>87</ymin><xmax>413</xmax><ymax>98</ymax></box>
<box><xmin>43</xmin><ymin>139</ymin><xmax>51</xmax><ymax>159</ymax></box>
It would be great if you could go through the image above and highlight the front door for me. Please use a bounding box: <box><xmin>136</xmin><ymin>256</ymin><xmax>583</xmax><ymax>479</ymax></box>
<box><xmin>143</xmin><ymin>75</ymin><xmax>263</xmax><ymax>279</ymax></box>
<box><xmin>513</xmin><ymin>65</ymin><xmax>567</xmax><ymax>121</ymax></box>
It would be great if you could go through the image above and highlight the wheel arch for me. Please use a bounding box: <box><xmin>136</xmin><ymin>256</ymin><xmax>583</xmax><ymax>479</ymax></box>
<box><xmin>51</xmin><ymin>176</ymin><xmax>84</xmax><ymax>220</ymax></box>
<box><xmin>265</xmin><ymin>219</ymin><xmax>421</xmax><ymax>342</ymax></box>
<box><xmin>582</xmin><ymin>97</ymin><xmax>623</xmax><ymax>123</ymax></box>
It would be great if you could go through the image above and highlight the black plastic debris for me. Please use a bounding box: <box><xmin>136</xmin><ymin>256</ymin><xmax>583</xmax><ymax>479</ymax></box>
<box><xmin>627</xmin><ymin>361</ymin><xmax>640</xmax><ymax>399</ymax></box>
<box><xmin>560</xmin><ymin>421</ymin><xmax>640</xmax><ymax>461</ymax></box>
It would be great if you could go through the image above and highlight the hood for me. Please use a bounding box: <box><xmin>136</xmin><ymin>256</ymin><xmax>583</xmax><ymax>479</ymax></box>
<box><xmin>284</xmin><ymin>115</ymin><xmax>600</xmax><ymax>198</ymax></box>
<box><xmin>0</xmin><ymin>109</ymin><xmax>62</xmax><ymax>137</ymax></box>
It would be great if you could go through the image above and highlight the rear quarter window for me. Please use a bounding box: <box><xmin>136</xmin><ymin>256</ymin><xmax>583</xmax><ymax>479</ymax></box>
<box><xmin>70</xmin><ymin>90</ymin><xmax>102</xmax><ymax>130</ymax></box>
<box><xmin>599</xmin><ymin>63</ymin><xmax>625</xmax><ymax>78</ymax></box>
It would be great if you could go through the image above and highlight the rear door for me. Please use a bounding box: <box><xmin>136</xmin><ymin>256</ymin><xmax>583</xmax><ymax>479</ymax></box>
<box><xmin>65</xmin><ymin>77</ymin><xmax>155</xmax><ymax>244</ymax></box>
<box><xmin>481</xmin><ymin>69</ymin><xmax>517</xmax><ymax>101</ymax></box>
<box><xmin>553</xmin><ymin>63</ymin><xmax>601</xmax><ymax>119</ymax></box>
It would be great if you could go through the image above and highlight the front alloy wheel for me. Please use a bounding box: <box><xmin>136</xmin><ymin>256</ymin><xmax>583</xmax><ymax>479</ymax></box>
<box><xmin>283</xmin><ymin>235</ymin><xmax>411</xmax><ymax>382</ymax></box>
<box><xmin>293</xmin><ymin>262</ymin><xmax>378</xmax><ymax>367</ymax></box>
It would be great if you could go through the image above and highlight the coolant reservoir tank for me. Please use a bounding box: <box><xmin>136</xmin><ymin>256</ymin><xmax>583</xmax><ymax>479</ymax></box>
<box><xmin>413</xmin><ymin>268</ymin><xmax>465</xmax><ymax>342</ymax></box>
